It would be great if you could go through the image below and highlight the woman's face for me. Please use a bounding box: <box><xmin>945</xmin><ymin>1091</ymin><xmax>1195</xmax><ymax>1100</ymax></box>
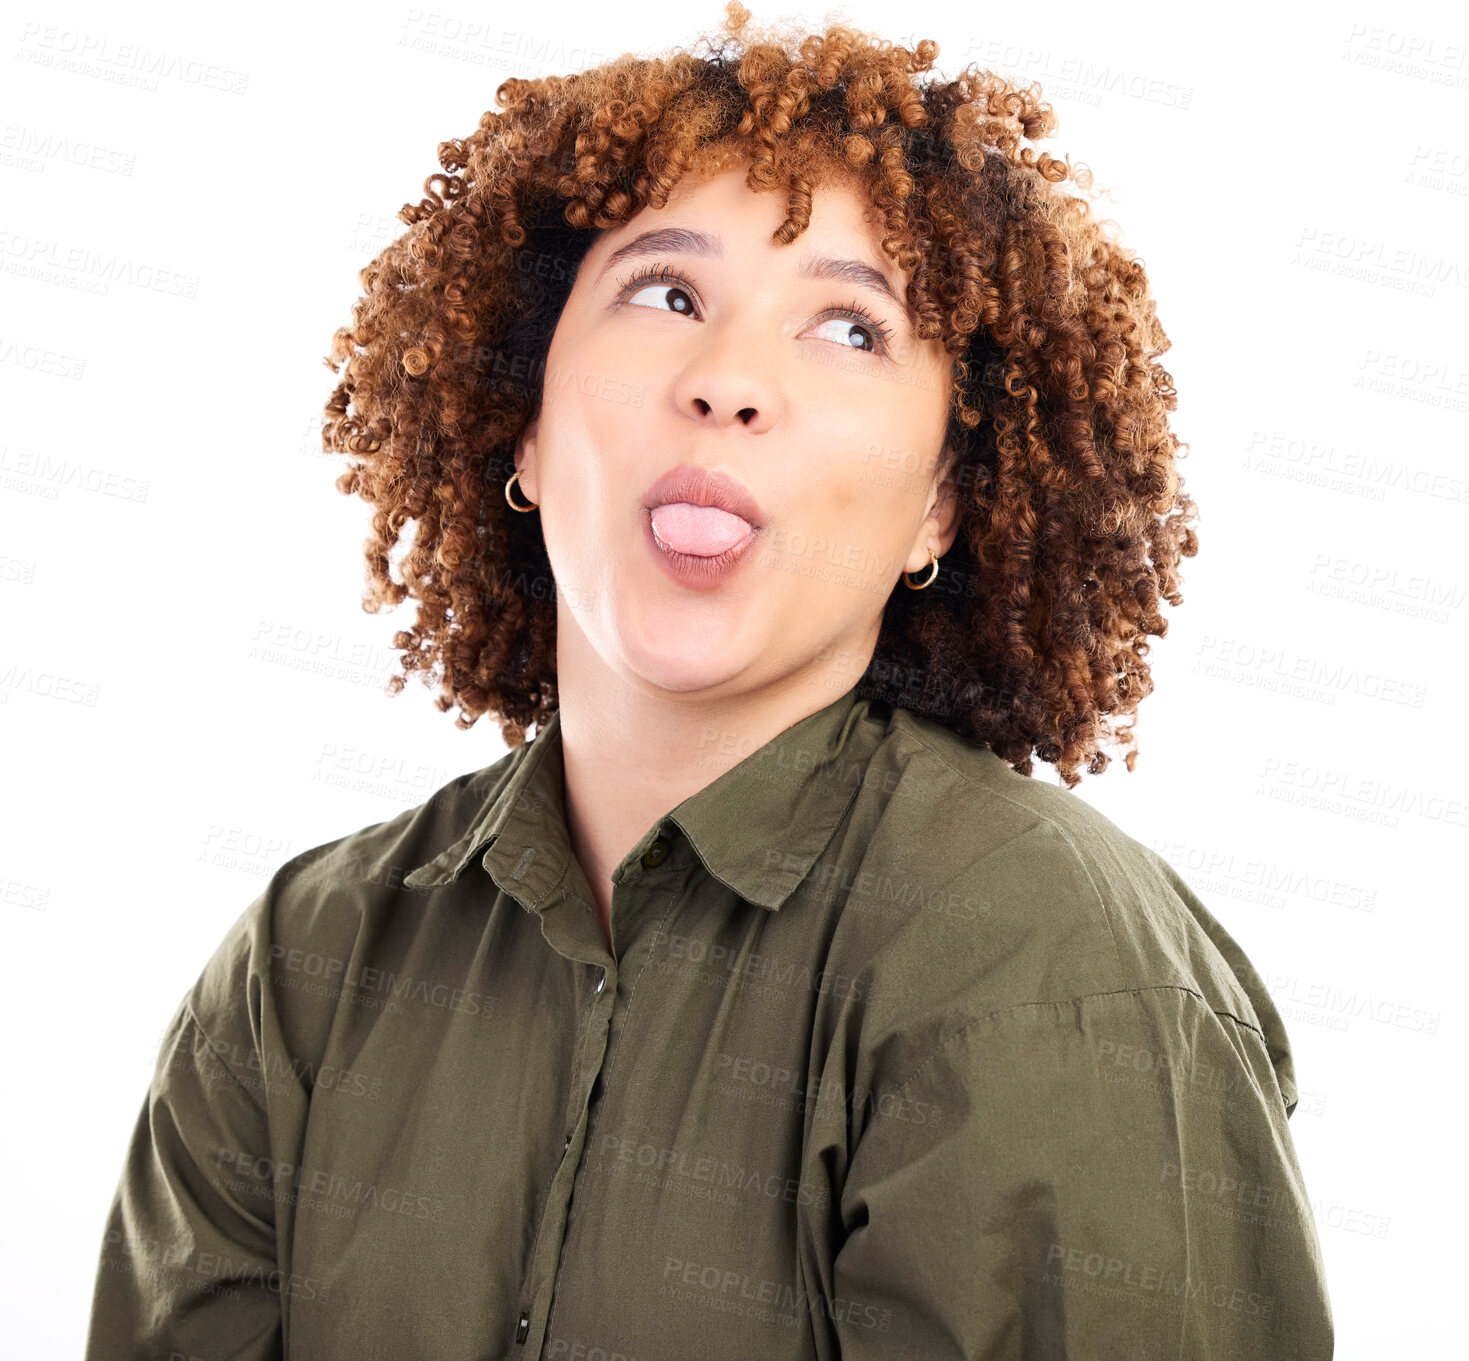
<box><xmin>514</xmin><ymin>162</ymin><xmax>959</xmax><ymax>702</ymax></box>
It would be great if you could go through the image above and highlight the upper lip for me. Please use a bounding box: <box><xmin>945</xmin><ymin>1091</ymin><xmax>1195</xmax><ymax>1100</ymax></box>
<box><xmin>641</xmin><ymin>462</ymin><xmax>766</xmax><ymax>529</ymax></box>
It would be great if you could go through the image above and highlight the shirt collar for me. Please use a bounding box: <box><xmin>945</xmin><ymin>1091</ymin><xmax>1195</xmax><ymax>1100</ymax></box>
<box><xmin>403</xmin><ymin>683</ymin><xmax>882</xmax><ymax>911</ymax></box>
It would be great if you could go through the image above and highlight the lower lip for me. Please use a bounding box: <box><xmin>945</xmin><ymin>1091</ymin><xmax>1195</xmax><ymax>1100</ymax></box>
<box><xmin>642</xmin><ymin>510</ymin><xmax>763</xmax><ymax>590</ymax></box>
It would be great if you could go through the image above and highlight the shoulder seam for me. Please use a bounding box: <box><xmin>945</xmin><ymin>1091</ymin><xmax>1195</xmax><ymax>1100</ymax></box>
<box><xmin>898</xmin><ymin>716</ymin><xmax>1068</xmax><ymax>829</ymax></box>
<box><xmin>889</xmin><ymin>982</ymin><xmax>1272</xmax><ymax>1099</ymax></box>
<box><xmin>899</xmin><ymin>719</ymin><xmax>1132</xmax><ymax>1006</ymax></box>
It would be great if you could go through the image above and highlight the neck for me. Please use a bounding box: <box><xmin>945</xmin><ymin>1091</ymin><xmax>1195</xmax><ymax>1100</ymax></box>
<box><xmin>551</xmin><ymin>617</ymin><xmax>870</xmax><ymax>928</ymax></box>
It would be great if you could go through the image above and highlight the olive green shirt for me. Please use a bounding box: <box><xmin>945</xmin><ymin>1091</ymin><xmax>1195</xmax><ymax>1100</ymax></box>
<box><xmin>86</xmin><ymin>684</ymin><xmax>1334</xmax><ymax>1359</ymax></box>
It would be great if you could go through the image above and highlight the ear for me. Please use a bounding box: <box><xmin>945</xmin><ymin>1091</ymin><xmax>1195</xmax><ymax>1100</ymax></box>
<box><xmin>904</xmin><ymin>443</ymin><xmax>962</xmax><ymax>575</ymax></box>
<box><xmin>514</xmin><ymin>412</ymin><xmax>540</xmax><ymax>499</ymax></box>
<box><xmin>929</xmin><ymin>447</ymin><xmax>962</xmax><ymax>555</ymax></box>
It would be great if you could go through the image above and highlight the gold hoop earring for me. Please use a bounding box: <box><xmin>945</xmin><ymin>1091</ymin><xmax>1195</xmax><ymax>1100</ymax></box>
<box><xmin>902</xmin><ymin>548</ymin><xmax>939</xmax><ymax>590</ymax></box>
<box><xmin>505</xmin><ymin>469</ymin><xmax>538</xmax><ymax>512</ymax></box>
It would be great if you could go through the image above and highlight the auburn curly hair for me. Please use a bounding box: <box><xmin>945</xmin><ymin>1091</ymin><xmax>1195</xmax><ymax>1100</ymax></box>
<box><xmin>321</xmin><ymin>1</ymin><xmax>1197</xmax><ymax>787</ymax></box>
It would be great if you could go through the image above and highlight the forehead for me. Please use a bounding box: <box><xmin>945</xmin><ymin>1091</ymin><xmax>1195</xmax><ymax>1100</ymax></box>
<box><xmin>581</xmin><ymin>160</ymin><xmax>898</xmax><ymax>292</ymax></box>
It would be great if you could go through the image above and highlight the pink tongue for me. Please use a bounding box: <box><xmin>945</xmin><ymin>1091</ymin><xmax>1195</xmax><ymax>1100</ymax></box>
<box><xmin>650</xmin><ymin>503</ymin><xmax>754</xmax><ymax>557</ymax></box>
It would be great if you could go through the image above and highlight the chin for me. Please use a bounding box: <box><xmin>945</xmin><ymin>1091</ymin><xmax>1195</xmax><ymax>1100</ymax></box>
<box><xmin>616</xmin><ymin>626</ymin><xmax>750</xmax><ymax>697</ymax></box>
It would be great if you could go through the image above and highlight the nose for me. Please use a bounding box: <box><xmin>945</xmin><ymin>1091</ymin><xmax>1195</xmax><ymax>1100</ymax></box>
<box><xmin>671</xmin><ymin>319</ymin><xmax>781</xmax><ymax>434</ymax></box>
<box><xmin>693</xmin><ymin>396</ymin><xmax>757</xmax><ymax>425</ymax></box>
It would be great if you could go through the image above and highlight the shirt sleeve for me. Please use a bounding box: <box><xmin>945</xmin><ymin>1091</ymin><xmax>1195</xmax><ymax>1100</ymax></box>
<box><xmin>84</xmin><ymin>991</ymin><xmax>286</xmax><ymax>1360</ymax></box>
<box><xmin>826</xmin><ymin>985</ymin><xmax>1334</xmax><ymax>1360</ymax></box>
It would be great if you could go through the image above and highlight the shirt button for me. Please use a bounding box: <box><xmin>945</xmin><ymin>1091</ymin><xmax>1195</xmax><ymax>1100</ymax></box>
<box><xmin>515</xmin><ymin>1311</ymin><xmax>529</xmax><ymax>1343</ymax></box>
<box><xmin>563</xmin><ymin>1133</ymin><xmax>571</xmax><ymax>1152</ymax></box>
<box><xmin>595</xmin><ymin>971</ymin><xmax>606</xmax><ymax>995</ymax></box>
<box><xmin>641</xmin><ymin>836</ymin><xmax>671</xmax><ymax>868</ymax></box>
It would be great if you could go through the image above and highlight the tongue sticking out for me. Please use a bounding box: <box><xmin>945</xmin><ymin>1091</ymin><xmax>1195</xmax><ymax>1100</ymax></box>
<box><xmin>649</xmin><ymin>503</ymin><xmax>755</xmax><ymax>557</ymax></box>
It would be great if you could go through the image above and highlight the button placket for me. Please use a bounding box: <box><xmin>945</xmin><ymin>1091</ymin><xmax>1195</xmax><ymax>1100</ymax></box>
<box><xmin>516</xmin><ymin>954</ymin><xmax>618</xmax><ymax>1355</ymax></box>
<box><xmin>532</xmin><ymin>877</ymin><xmax>683</xmax><ymax>1357</ymax></box>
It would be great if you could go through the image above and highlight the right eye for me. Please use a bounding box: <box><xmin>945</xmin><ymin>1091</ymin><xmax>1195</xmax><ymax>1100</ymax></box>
<box><xmin>616</xmin><ymin>264</ymin><xmax>699</xmax><ymax>316</ymax></box>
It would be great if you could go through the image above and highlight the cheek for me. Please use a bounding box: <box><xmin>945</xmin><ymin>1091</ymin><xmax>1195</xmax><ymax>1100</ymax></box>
<box><xmin>828</xmin><ymin>476</ymin><xmax>862</xmax><ymax>518</ymax></box>
<box><xmin>796</xmin><ymin>371</ymin><xmax>930</xmax><ymax>500</ymax></box>
<box><xmin>782</xmin><ymin>459</ymin><xmax>860</xmax><ymax>530</ymax></box>
<box><xmin>794</xmin><ymin>473</ymin><xmax>887</xmax><ymax>578</ymax></box>
<box><xmin>562</xmin><ymin>316</ymin><xmax>642</xmax><ymax>380</ymax></box>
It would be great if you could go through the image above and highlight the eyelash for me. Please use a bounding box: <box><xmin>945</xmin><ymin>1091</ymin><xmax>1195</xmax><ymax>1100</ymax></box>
<box><xmin>612</xmin><ymin>262</ymin><xmax>895</xmax><ymax>357</ymax></box>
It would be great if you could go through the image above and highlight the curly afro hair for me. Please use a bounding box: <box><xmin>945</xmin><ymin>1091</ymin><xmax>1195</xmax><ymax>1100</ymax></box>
<box><xmin>321</xmin><ymin>1</ymin><xmax>1197</xmax><ymax>787</ymax></box>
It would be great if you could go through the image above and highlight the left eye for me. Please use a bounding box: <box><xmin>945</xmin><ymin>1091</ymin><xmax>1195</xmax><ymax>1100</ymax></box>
<box><xmin>809</xmin><ymin>317</ymin><xmax>881</xmax><ymax>354</ymax></box>
<box><xmin>625</xmin><ymin>282</ymin><xmax>697</xmax><ymax>315</ymax></box>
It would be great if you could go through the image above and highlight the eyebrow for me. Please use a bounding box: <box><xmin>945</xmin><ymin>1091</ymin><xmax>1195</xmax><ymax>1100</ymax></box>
<box><xmin>594</xmin><ymin>226</ymin><xmax>915</xmax><ymax>325</ymax></box>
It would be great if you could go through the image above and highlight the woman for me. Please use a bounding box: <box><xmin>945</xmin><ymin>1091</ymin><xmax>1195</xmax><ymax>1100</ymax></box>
<box><xmin>86</xmin><ymin>5</ymin><xmax>1334</xmax><ymax>1357</ymax></box>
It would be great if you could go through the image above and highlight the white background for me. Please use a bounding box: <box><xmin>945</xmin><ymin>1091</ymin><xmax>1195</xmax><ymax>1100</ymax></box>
<box><xmin>2</xmin><ymin>0</ymin><xmax>1463</xmax><ymax>1353</ymax></box>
